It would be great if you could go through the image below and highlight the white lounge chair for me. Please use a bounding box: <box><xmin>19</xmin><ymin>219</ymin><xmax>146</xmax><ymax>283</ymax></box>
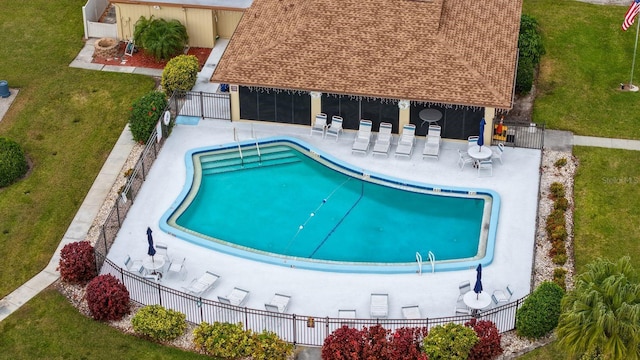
<box><xmin>265</xmin><ymin>293</ymin><xmax>291</xmax><ymax>313</ymax></box>
<box><xmin>124</xmin><ymin>255</ymin><xmax>145</xmax><ymax>275</ymax></box>
<box><xmin>310</xmin><ymin>113</ymin><xmax>327</xmax><ymax>137</ymax></box>
<box><xmin>218</xmin><ymin>287</ymin><xmax>250</xmax><ymax>306</ymax></box>
<box><xmin>478</xmin><ymin>159</ymin><xmax>493</xmax><ymax>177</ymax></box>
<box><xmin>167</xmin><ymin>257</ymin><xmax>187</xmax><ymax>280</ymax></box>
<box><xmin>184</xmin><ymin>271</ymin><xmax>220</xmax><ymax>297</ymax></box>
<box><xmin>394</xmin><ymin>124</ymin><xmax>416</xmax><ymax>158</ymax></box>
<box><xmin>492</xmin><ymin>285</ymin><xmax>514</xmax><ymax>305</ymax></box>
<box><xmin>372</xmin><ymin>122</ymin><xmax>393</xmax><ymax>157</ymax></box>
<box><xmin>491</xmin><ymin>143</ymin><xmax>504</xmax><ymax>164</ymax></box>
<box><xmin>401</xmin><ymin>305</ymin><xmax>422</xmax><ymax>319</ymax></box>
<box><xmin>325</xmin><ymin>116</ymin><xmax>343</xmax><ymax>141</ymax></box>
<box><xmin>370</xmin><ymin>293</ymin><xmax>389</xmax><ymax>318</ymax></box>
<box><xmin>457</xmin><ymin>149</ymin><xmax>474</xmax><ymax>170</ymax></box>
<box><xmin>422</xmin><ymin>134</ymin><xmax>441</xmax><ymax>160</ymax></box>
<box><xmin>352</xmin><ymin>119</ymin><xmax>373</xmax><ymax>155</ymax></box>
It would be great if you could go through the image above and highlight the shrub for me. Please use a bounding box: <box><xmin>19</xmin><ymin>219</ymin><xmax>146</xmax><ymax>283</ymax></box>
<box><xmin>131</xmin><ymin>304</ymin><xmax>187</xmax><ymax>342</ymax></box>
<box><xmin>161</xmin><ymin>54</ymin><xmax>199</xmax><ymax>96</ymax></box>
<box><xmin>518</xmin><ymin>14</ymin><xmax>545</xmax><ymax>65</ymax></box>
<box><xmin>85</xmin><ymin>274</ymin><xmax>130</xmax><ymax>321</ymax></box>
<box><xmin>554</xmin><ymin>196</ymin><xmax>569</xmax><ymax>211</ymax></box>
<box><xmin>554</xmin><ymin>157</ymin><xmax>567</xmax><ymax>168</ymax></box>
<box><xmin>128</xmin><ymin>91</ymin><xmax>168</xmax><ymax>143</ymax></box>
<box><xmin>133</xmin><ymin>16</ymin><xmax>188</xmax><ymax>61</ymax></box>
<box><xmin>193</xmin><ymin>322</ymin><xmax>252</xmax><ymax>358</ymax></box>
<box><xmin>58</xmin><ymin>241</ymin><xmax>97</xmax><ymax>284</ymax></box>
<box><xmin>553</xmin><ymin>267</ymin><xmax>567</xmax><ymax>289</ymax></box>
<box><xmin>251</xmin><ymin>330</ymin><xmax>295</xmax><ymax>360</ymax></box>
<box><xmin>388</xmin><ymin>327</ymin><xmax>429</xmax><ymax>360</ymax></box>
<box><xmin>549</xmin><ymin>225</ymin><xmax>568</xmax><ymax>243</ymax></box>
<box><xmin>516</xmin><ymin>281</ymin><xmax>564</xmax><ymax>339</ymax></box>
<box><xmin>322</xmin><ymin>325</ymin><xmax>365</xmax><ymax>360</ymax></box>
<box><xmin>549</xmin><ymin>182</ymin><xmax>565</xmax><ymax>199</ymax></box>
<box><xmin>553</xmin><ymin>253</ymin><xmax>568</xmax><ymax>266</ymax></box>
<box><xmin>423</xmin><ymin>322</ymin><xmax>478</xmax><ymax>360</ymax></box>
<box><xmin>515</xmin><ymin>55</ymin><xmax>535</xmax><ymax>94</ymax></box>
<box><xmin>545</xmin><ymin>209</ymin><xmax>566</xmax><ymax>235</ymax></box>
<box><xmin>0</xmin><ymin>137</ymin><xmax>28</xmax><ymax>187</ymax></box>
<box><xmin>465</xmin><ymin>319</ymin><xmax>503</xmax><ymax>360</ymax></box>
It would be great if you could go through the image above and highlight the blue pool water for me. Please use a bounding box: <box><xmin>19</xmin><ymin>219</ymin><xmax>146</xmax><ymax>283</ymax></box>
<box><xmin>160</xmin><ymin>137</ymin><xmax>500</xmax><ymax>273</ymax></box>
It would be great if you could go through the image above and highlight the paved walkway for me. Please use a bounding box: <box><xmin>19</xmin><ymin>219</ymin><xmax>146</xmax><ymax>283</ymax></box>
<box><xmin>1</xmin><ymin>39</ymin><xmax>640</xmax><ymax>360</ymax></box>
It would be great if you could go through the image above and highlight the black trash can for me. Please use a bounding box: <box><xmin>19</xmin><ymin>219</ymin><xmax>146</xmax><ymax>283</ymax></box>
<box><xmin>0</xmin><ymin>80</ymin><xmax>10</xmax><ymax>98</ymax></box>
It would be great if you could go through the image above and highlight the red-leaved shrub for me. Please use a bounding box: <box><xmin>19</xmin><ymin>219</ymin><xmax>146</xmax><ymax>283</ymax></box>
<box><xmin>322</xmin><ymin>325</ymin><xmax>364</xmax><ymax>360</ymax></box>
<box><xmin>465</xmin><ymin>319</ymin><xmax>503</xmax><ymax>360</ymax></box>
<box><xmin>85</xmin><ymin>274</ymin><xmax>130</xmax><ymax>321</ymax></box>
<box><xmin>58</xmin><ymin>241</ymin><xmax>97</xmax><ymax>284</ymax></box>
<box><xmin>322</xmin><ymin>325</ymin><xmax>428</xmax><ymax>360</ymax></box>
<box><xmin>389</xmin><ymin>327</ymin><xmax>429</xmax><ymax>360</ymax></box>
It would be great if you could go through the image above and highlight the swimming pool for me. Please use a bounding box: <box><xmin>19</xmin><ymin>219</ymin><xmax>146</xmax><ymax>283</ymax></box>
<box><xmin>160</xmin><ymin>137</ymin><xmax>500</xmax><ymax>273</ymax></box>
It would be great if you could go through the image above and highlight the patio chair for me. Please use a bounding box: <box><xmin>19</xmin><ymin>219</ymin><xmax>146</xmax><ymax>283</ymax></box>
<box><xmin>372</xmin><ymin>122</ymin><xmax>393</xmax><ymax>157</ymax></box>
<box><xmin>265</xmin><ymin>293</ymin><xmax>291</xmax><ymax>313</ymax></box>
<box><xmin>352</xmin><ymin>119</ymin><xmax>373</xmax><ymax>155</ymax></box>
<box><xmin>325</xmin><ymin>116</ymin><xmax>343</xmax><ymax>141</ymax></box>
<box><xmin>455</xmin><ymin>305</ymin><xmax>472</xmax><ymax>316</ymax></box>
<box><xmin>401</xmin><ymin>305</ymin><xmax>422</xmax><ymax>319</ymax></box>
<box><xmin>492</xmin><ymin>285</ymin><xmax>514</xmax><ymax>305</ymax></box>
<box><xmin>124</xmin><ymin>255</ymin><xmax>145</xmax><ymax>275</ymax></box>
<box><xmin>155</xmin><ymin>242</ymin><xmax>170</xmax><ymax>271</ymax></box>
<box><xmin>394</xmin><ymin>124</ymin><xmax>416</xmax><ymax>159</ymax></box>
<box><xmin>143</xmin><ymin>273</ymin><xmax>161</xmax><ymax>283</ymax></box>
<box><xmin>310</xmin><ymin>113</ymin><xmax>328</xmax><ymax>137</ymax></box>
<box><xmin>422</xmin><ymin>134</ymin><xmax>441</xmax><ymax>160</ymax></box>
<box><xmin>370</xmin><ymin>293</ymin><xmax>389</xmax><ymax>318</ymax></box>
<box><xmin>457</xmin><ymin>149</ymin><xmax>474</xmax><ymax>170</ymax></box>
<box><xmin>468</xmin><ymin>136</ymin><xmax>479</xmax><ymax>149</ymax></box>
<box><xmin>167</xmin><ymin>257</ymin><xmax>187</xmax><ymax>280</ymax></box>
<box><xmin>457</xmin><ymin>280</ymin><xmax>471</xmax><ymax>302</ymax></box>
<box><xmin>183</xmin><ymin>271</ymin><xmax>220</xmax><ymax>297</ymax></box>
<box><xmin>478</xmin><ymin>159</ymin><xmax>493</xmax><ymax>177</ymax></box>
<box><xmin>491</xmin><ymin>143</ymin><xmax>505</xmax><ymax>164</ymax></box>
<box><xmin>218</xmin><ymin>287</ymin><xmax>250</xmax><ymax>306</ymax></box>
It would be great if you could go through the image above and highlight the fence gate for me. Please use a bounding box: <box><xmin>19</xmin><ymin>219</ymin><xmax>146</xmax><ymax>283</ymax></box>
<box><xmin>173</xmin><ymin>91</ymin><xmax>231</xmax><ymax>120</ymax></box>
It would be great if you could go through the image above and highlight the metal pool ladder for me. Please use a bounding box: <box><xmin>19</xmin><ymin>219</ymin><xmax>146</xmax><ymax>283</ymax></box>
<box><xmin>251</xmin><ymin>125</ymin><xmax>261</xmax><ymax>164</ymax></box>
<box><xmin>428</xmin><ymin>251</ymin><xmax>435</xmax><ymax>273</ymax></box>
<box><xmin>415</xmin><ymin>252</ymin><xmax>422</xmax><ymax>275</ymax></box>
<box><xmin>233</xmin><ymin>128</ymin><xmax>244</xmax><ymax>167</ymax></box>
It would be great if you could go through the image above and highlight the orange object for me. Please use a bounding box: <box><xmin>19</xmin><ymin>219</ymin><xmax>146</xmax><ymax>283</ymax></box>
<box><xmin>496</xmin><ymin>116</ymin><xmax>504</xmax><ymax>135</ymax></box>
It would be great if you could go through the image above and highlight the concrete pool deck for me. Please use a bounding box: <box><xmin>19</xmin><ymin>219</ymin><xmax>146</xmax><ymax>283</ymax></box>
<box><xmin>106</xmin><ymin>119</ymin><xmax>542</xmax><ymax>320</ymax></box>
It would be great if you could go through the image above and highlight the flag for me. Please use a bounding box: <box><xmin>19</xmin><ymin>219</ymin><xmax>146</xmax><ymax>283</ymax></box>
<box><xmin>623</xmin><ymin>0</ymin><xmax>640</xmax><ymax>31</ymax></box>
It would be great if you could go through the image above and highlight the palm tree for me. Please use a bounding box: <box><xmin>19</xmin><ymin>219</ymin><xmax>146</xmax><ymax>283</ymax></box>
<box><xmin>133</xmin><ymin>16</ymin><xmax>189</xmax><ymax>61</ymax></box>
<box><xmin>556</xmin><ymin>256</ymin><xmax>640</xmax><ymax>359</ymax></box>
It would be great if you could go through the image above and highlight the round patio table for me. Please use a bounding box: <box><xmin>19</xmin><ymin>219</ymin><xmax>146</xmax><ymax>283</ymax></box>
<box><xmin>463</xmin><ymin>291</ymin><xmax>492</xmax><ymax>316</ymax></box>
<box><xmin>467</xmin><ymin>145</ymin><xmax>492</xmax><ymax>165</ymax></box>
<box><xmin>419</xmin><ymin>109</ymin><xmax>443</xmax><ymax>126</ymax></box>
<box><xmin>143</xmin><ymin>256</ymin><xmax>165</xmax><ymax>277</ymax></box>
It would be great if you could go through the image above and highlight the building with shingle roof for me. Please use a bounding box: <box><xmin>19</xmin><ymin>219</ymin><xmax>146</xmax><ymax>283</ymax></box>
<box><xmin>212</xmin><ymin>0</ymin><xmax>522</xmax><ymax>139</ymax></box>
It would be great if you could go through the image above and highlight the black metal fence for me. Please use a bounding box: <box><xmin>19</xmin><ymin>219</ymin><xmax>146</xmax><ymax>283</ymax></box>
<box><xmin>91</xmin><ymin>92</ymin><xmax>528</xmax><ymax>347</ymax></box>
<box><xmin>171</xmin><ymin>91</ymin><xmax>231</xmax><ymax>120</ymax></box>
<box><xmin>494</xmin><ymin>122</ymin><xmax>545</xmax><ymax>149</ymax></box>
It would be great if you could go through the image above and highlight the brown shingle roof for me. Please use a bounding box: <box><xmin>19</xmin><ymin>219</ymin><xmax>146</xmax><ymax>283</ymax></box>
<box><xmin>211</xmin><ymin>0</ymin><xmax>522</xmax><ymax>109</ymax></box>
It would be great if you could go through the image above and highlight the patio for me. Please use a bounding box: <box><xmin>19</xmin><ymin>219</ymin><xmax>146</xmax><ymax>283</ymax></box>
<box><xmin>104</xmin><ymin>119</ymin><xmax>541</xmax><ymax>320</ymax></box>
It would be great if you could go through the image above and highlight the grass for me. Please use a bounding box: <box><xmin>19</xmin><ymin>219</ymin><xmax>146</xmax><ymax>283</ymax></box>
<box><xmin>0</xmin><ymin>0</ymin><xmax>155</xmax><ymax>297</ymax></box>
<box><xmin>0</xmin><ymin>288</ymin><xmax>209</xmax><ymax>359</ymax></box>
<box><xmin>523</xmin><ymin>0</ymin><xmax>640</xmax><ymax>138</ymax></box>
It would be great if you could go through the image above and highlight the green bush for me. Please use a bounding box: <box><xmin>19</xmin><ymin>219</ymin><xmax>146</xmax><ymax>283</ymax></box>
<box><xmin>554</xmin><ymin>196</ymin><xmax>569</xmax><ymax>211</ymax></box>
<box><xmin>545</xmin><ymin>209</ymin><xmax>566</xmax><ymax>235</ymax></box>
<box><xmin>549</xmin><ymin>182</ymin><xmax>565</xmax><ymax>199</ymax></box>
<box><xmin>128</xmin><ymin>91</ymin><xmax>168</xmax><ymax>143</ymax></box>
<box><xmin>131</xmin><ymin>305</ymin><xmax>187</xmax><ymax>342</ymax></box>
<box><xmin>193</xmin><ymin>322</ymin><xmax>252</xmax><ymax>358</ymax></box>
<box><xmin>516</xmin><ymin>281</ymin><xmax>564</xmax><ymax>339</ymax></box>
<box><xmin>161</xmin><ymin>54</ymin><xmax>199</xmax><ymax>96</ymax></box>
<box><xmin>553</xmin><ymin>253</ymin><xmax>568</xmax><ymax>266</ymax></box>
<box><xmin>553</xmin><ymin>267</ymin><xmax>567</xmax><ymax>290</ymax></box>
<box><xmin>0</xmin><ymin>137</ymin><xmax>28</xmax><ymax>187</ymax></box>
<box><xmin>192</xmin><ymin>322</ymin><xmax>293</xmax><ymax>359</ymax></box>
<box><xmin>518</xmin><ymin>14</ymin><xmax>545</xmax><ymax>65</ymax></box>
<box><xmin>423</xmin><ymin>322</ymin><xmax>478</xmax><ymax>360</ymax></box>
<box><xmin>133</xmin><ymin>16</ymin><xmax>188</xmax><ymax>61</ymax></box>
<box><xmin>515</xmin><ymin>55</ymin><xmax>535</xmax><ymax>94</ymax></box>
<box><xmin>554</xmin><ymin>157</ymin><xmax>567</xmax><ymax>168</ymax></box>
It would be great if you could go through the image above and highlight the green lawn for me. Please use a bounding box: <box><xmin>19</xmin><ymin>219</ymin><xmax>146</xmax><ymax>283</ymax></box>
<box><xmin>0</xmin><ymin>0</ymin><xmax>155</xmax><ymax>297</ymax></box>
<box><xmin>0</xmin><ymin>288</ymin><xmax>210</xmax><ymax>359</ymax></box>
<box><xmin>524</xmin><ymin>0</ymin><xmax>640</xmax><ymax>138</ymax></box>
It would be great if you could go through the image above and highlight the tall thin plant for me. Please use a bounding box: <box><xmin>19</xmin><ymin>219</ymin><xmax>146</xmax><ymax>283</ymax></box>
<box><xmin>133</xmin><ymin>16</ymin><xmax>188</xmax><ymax>61</ymax></box>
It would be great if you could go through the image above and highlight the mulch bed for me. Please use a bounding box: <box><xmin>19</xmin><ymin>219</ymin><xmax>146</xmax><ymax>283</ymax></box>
<box><xmin>92</xmin><ymin>42</ymin><xmax>212</xmax><ymax>70</ymax></box>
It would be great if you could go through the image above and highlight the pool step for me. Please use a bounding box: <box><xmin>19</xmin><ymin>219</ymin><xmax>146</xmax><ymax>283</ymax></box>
<box><xmin>201</xmin><ymin>147</ymin><xmax>300</xmax><ymax>175</ymax></box>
